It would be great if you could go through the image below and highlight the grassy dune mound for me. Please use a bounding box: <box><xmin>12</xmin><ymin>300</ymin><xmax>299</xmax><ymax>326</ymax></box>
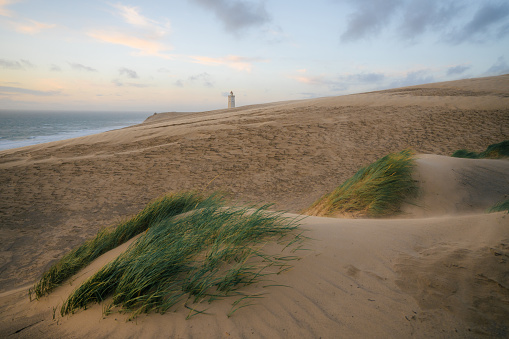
<box><xmin>452</xmin><ymin>140</ymin><xmax>509</xmax><ymax>159</ymax></box>
<box><xmin>488</xmin><ymin>199</ymin><xmax>509</xmax><ymax>213</ymax></box>
<box><xmin>31</xmin><ymin>191</ymin><xmax>207</xmax><ymax>299</ymax></box>
<box><xmin>305</xmin><ymin>150</ymin><xmax>417</xmax><ymax>217</ymax></box>
<box><xmin>32</xmin><ymin>192</ymin><xmax>305</xmax><ymax>318</ymax></box>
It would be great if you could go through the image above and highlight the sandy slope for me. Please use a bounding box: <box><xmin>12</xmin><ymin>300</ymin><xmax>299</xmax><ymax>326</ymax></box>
<box><xmin>0</xmin><ymin>75</ymin><xmax>508</xmax><ymax>338</ymax></box>
<box><xmin>2</xmin><ymin>211</ymin><xmax>508</xmax><ymax>338</ymax></box>
<box><xmin>402</xmin><ymin>155</ymin><xmax>509</xmax><ymax>217</ymax></box>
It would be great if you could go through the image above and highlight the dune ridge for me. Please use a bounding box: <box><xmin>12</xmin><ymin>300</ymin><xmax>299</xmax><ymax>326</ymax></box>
<box><xmin>1</xmin><ymin>75</ymin><xmax>508</xmax><ymax>338</ymax></box>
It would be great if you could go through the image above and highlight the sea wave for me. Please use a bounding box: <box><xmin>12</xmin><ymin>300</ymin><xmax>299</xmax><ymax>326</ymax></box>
<box><xmin>0</xmin><ymin>110</ymin><xmax>149</xmax><ymax>151</ymax></box>
<box><xmin>0</xmin><ymin>125</ymin><xmax>133</xmax><ymax>151</ymax></box>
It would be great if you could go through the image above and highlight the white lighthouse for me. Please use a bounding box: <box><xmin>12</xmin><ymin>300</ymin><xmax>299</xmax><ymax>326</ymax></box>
<box><xmin>228</xmin><ymin>91</ymin><xmax>235</xmax><ymax>108</ymax></box>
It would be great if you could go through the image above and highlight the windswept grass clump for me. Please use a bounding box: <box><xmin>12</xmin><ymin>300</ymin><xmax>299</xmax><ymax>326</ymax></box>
<box><xmin>452</xmin><ymin>140</ymin><xmax>509</xmax><ymax>159</ymax></box>
<box><xmin>60</xmin><ymin>203</ymin><xmax>304</xmax><ymax>318</ymax></box>
<box><xmin>488</xmin><ymin>199</ymin><xmax>509</xmax><ymax>213</ymax></box>
<box><xmin>30</xmin><ymin>191</ymin><xmax>211</xmax><ymax>299</ymax></box>
<box><xmin>305</xmin><ymin>149</ymin><xmax>417</xmax><ymax>217</ymax></box>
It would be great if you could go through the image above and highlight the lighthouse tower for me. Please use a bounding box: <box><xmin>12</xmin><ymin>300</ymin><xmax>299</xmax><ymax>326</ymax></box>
<box><xmin>228</xmin><ymin>91</ymin><xmax>235</xmax><ymax>108</ymax></box>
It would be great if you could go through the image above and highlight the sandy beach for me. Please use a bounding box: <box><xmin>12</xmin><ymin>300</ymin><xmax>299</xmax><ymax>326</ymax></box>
<box><xmin>1</xmin><ymin>75</ymin><xmax>508</xmax><ymax>338</ymax></box>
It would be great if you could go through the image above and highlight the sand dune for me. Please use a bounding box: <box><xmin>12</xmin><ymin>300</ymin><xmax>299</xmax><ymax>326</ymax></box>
<box><xmin>1</xmin><ymin>75</ymin><xmax>508</xmax><ymax>338</ymax></box>
<box><xmin>402</xmin><ymin>155</ymin><xmax>509</xmax><ymax>217</ymax></box>
<box><xmin>3</xmin><ymin>212</ymin><xmax>508</xmax><ymax>338</ymax></box>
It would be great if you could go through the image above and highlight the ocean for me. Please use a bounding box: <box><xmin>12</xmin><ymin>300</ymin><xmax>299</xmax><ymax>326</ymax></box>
<box><xmin>0</xmin><ymin>110</ymin><xmax>151</xmax><ymax>151</ymax></box>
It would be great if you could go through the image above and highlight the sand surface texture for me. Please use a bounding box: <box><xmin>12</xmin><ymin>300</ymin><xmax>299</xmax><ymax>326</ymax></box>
<box><xmin>1</xmin><ymin>75</ymin><xmax>508</xmax><ymax>338</ymax></box>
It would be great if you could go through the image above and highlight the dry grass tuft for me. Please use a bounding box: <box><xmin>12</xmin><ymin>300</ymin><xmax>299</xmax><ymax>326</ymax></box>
<box><xmin>304</xmin><ymin>149</ymin><xmax>417</xmax><ymax>217</ymax></box>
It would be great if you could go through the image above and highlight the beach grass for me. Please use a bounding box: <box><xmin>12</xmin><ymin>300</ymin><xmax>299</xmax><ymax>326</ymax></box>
<box><xmin>451</xmin><ymin>140</ymin><xmax>509</xmax><ymax>159</ymax></box>
<box><xmin>488</xmin><ymin>199</ymin><xmax>509</xmax><ymax>213</ymax></box>
<box><xmin>30</xmin><ymin>191</ymin><xmax>211</xmax><ymax>300</ymax></box>
<box><xmin>59</xmin><ymin>202</ymin><xmax>305</xmax><ymax>318</ymax></box>
<box><xmin>304</xmin><ymin>149</ymin><xmax>417</xmax><ymax>217</ymax></box>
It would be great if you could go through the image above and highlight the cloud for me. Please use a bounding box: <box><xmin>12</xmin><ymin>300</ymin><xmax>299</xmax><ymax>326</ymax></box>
<box><xmin>292</xmin><ymin>74</ymin><xmax>330</xmax><ymax>86</ymax></box>
<box><xmin>68</xmin><ymin>62</ymin><xmax>97</xmax><ymax>72</ymax></box>
<box><xmin>175</xmin><ymin>79</ymin><xmax>184</xmax><ymax>87</ymax></box>
<box><xmin>0</xmin><ymin>81</ymin><xmax>21</xmax><ymax>85</ymax></box>
<box><xmin>341</xmin><ymin>0</ymin><xmax>402</xmax><ymax>42</ymax></box>
<box><xmin>88</xmin><ymin>31</ymin><xmax>172</xmax><ymax>59</ymax></box>
<box><xmin>390</xmin><ymin>70</ymin><xmax>435</xmax><ymax>88</ymax></box>
<box><xmin>112</xmin><ymin>79</ymin><xmax>148</xmax><ymax>87</ymax></box>
<box><xmin>190</xmin><ymin>0</ymin><xmax>271</xmax><ymax>33</ymax></box>
<box><xmin>0</xmin><ymin>58</ymin><xmax>33</xmax><ymax>70</ymax></box>
<box><xmin>1</xmin><ymin>1</ymin><xmax>56</xmax><ymax>34</ymax></box>
<box><xmin>498</xmin><ymin>22</ymin><xmax>509</xmax><ymax>39</ymax></box>
<box><xmin>292</xmin><ymin>69</ymin><xmax>439</xmax><ymax>92</ymax></box>
<box><xmin>340</xmin><ymin>0</ymin><xmax>508</xmax><ymax>44</ymax></box>
<box><xmin>446</xmin><ymin>64</ymin><xmax>471</xmax><ymax>76</ymax></box>
<box><xmin>484</xmin><ymin>56</ymin><xmax>509</xmax><ymax>76</ymax></box>
<box><xmin>0</xmin><ymin>0</ymin><xmax>18</xmax><ymax>17</ymax></box>
<box><xmin>0</xmin><ymin>85</ymin><xmax>60</xmax><ymax>96</ymax></box>
<box><xmin>290</xmin><ymin>72</ymin><xmax>348</xmax><ymax>91</ymax></box>
<box><xmin>291</xmin><ymin>70</ymin><xmax>384</xmax><ymax>91</ymax></box>
<box><xmin>191</xmin><ymin>55</ymin><xmax>266</xmax><ymax>72</ymax></box>
<box><xmin>397</xmin><ymin>0</ymin><xmax>461</xmax><ymax>42</ymax></box>
<box><xmin>346</xmin><ymin>72</ymin><xmax>385</xmax><ymax>83</ymax></box>
<box><xmin>446</xmin><ymin>2</ymin><xmax>509</xmax><ymax>44</ymax></box>
<box><xmin>19</xmin><ymin>59</ymin><xmax>33</xmax><ymax>68</ymax></box>
<box><xmin>188</xmin><ymin>72</ymin><xmax>214</xmax><ymax>87</ymax></box>
<box><xmin>262</xmin><ymin>24</ymin><xmax>289</xmax><ymax>44</ymax></box>
<box><xmin>50</xmin><ymin>64</ymin><xmax>62</xmax><ymax>72</ymax></box>
<box><xmin>88</xmin><ymin>4</ymin><xmax>172</xmax><ymax>58</ymax></box>
<box><xmin>11</xmin><ymin>19</ymin><xmax>56</xmax><ymax>34</ymax></box>
<box><xmin>119</xmin><ymin>67</ymin><xmax>139</xmax><ymax>79</ymax></box>
<box><xmin>113</xmin><ymin>4</ymin><xmax>155</xmax><ymax>27</ymax></box>
<box><xmin>112</xmin><ymin>3</ymin><xmax>170</xmax><ymax>34</ymax></box>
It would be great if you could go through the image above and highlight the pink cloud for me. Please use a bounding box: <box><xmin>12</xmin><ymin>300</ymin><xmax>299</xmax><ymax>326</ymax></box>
<box><xmin>12</xmin><ymin>19</ymin><xmax>56</xmax><ymax>34</ymax></box>
<box><xmin>113</xmin><ymin>4</ymin><xmax>165</xmax><ymax>30</ymax></box>
<box><xmin>88</xmin><ymin>31</ymin><xmax>172</xmax><ymax>59</ymax></box>
<box><xmin>291</xmin><ymin>74</ymin><xmax>328</xmax><ymax>85</ymax></box>
<box><xmin>0</xmin><ymin>0</ymin><xmax>17</xmax><ymax>17</ymax></box>
<box><xmin>111</xmin><ymin>3</ymin><xmax>170</xmax><ymax>39</ymax></box>
<box><xmin>1</xmin><ymin>1</ymin><xmax>56</xmax><ymax>34</ymax></box>
<box><xmin>87</xmin><ymin>4</ymin><xmax>172</xmax><ymax>59</ymax></box>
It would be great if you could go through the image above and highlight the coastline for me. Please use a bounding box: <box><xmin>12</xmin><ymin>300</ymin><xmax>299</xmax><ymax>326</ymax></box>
<box><xmin>0</xmin><ymin>110</ymin><xmax>150</xmax><ymax>151</ymax></box>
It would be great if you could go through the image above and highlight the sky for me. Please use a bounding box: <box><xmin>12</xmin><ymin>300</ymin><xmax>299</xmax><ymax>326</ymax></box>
<box><xmin>1</xmin><ymin>0</ymin><xmax>509</xmax><ymax>112</ymax></box>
